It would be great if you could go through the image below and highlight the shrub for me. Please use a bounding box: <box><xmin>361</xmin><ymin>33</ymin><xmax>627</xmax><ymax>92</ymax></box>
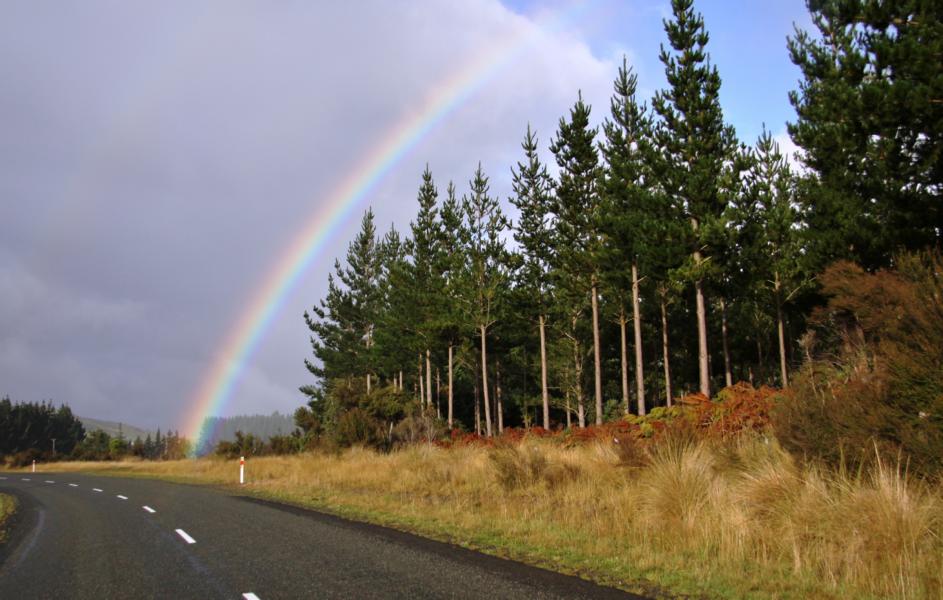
<box><xmin>772</xmin><ymin>251</ymin><xmax>943</xmax><ymax>477</ymax></box>
<box><xmin>391</xmin><ymin>409</ymin><xmax>445</xmax><ymax>447</ymax></box>
<box><xmin>334</xmin><ymin>408</ymin><xmax>383</xmax><ymax>448</ymax></box>
<box><xmin>268</xmin><ymin>434</ymin><xmax>302</xmax><ymax>455</ymax></box>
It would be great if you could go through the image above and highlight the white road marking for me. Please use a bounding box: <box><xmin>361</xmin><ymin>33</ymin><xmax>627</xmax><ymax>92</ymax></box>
<box><xmin>68</xmin><ymin>483</ymin><xmax>79</xmax><ymax>487</ymax></box>
<box><xmin>142</xmin><ymin>506</ymin><xmax>156</xmax><ymax>514</ymax></box>
<box><xmin>45</xmin><ymin>480</ymin><xmax>55</xmax><ymax>484</ymax></box>
<box><xmin>21</xmin><ymin>478</ymin><xmax>30</xmax><ymax>481</ymax></box>
<box><xmin>92</xmin><ymin>488</ymin><xmax>103</xmax><ymax>493</ymax></box>
<box><xmin>0</xmin><ymin>476</ymin><xmax>7</xmax><ymax>480</ymax></box>
<box><xmin>243</xmin><ymin>594</ymin><xmax>261</xmax><ymax>600</ymax></box>
<box><xmin>175</xmin><ymin>529</ymin><xmax>196</xmax><ymax>544</ymax></box>
<box><xmin>117</xmin><ymin>495</ymin><xmax>128</xmax><ymax>500</ymax></box>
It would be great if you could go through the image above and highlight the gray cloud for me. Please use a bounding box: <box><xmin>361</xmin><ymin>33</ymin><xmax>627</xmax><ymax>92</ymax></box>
<box><xmin>0</xmin><ymin>0</ymin><xmax>615</xmax><ymax>430</ymax></box>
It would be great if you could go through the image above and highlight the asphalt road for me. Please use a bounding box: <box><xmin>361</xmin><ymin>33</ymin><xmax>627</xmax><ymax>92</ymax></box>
<box><xmin>0</xmin><ymin>472</ymin><xmax>647</xmax><ymax>599</ymax></box>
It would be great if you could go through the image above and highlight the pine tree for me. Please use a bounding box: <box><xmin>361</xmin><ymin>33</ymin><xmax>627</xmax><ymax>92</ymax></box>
<box><xmin>374</xmin><ymin>224</ymin><xmax>412</xmax><ymax>388</ymax></box>
<box><xmin>408</xmin><ymin>166</ymin><xmax>443</xmax><ymax>410</ymax></box>
<box><xmin>550</xmin><ymin>93</ymin><xmax>605</xmax><ymax>425</ymax></box>
<box><xmin>437</xmin><ymin>182</ymin><xmax>465</xmax><ymax>428</ymax></box>
<box><xmin>652</xmin><ymin>0</ymin><xmax>739</xmax><ymax>398</ymax></box>
<box><xmin>788</xmin><ymin>0</ymin><xmax>943</xmax><ymax>269</ymax></box>
<box><xmin>714</xmin><ymin>143</ymin><xmax>754</xmax><ymax>389</ymax></box>
<box><xmin>304</xmin><ymin>268</ymin><xmax>358</xmax><ymax>383</ymax></box>
<box><xmin>599</xmin><ymin>58</ymin><xmax>653</xmax><ymax>415</ymax></box>
<box><xmin>746</xmin><ymin>128</ymin><xmax>806</xmax><ymax>386</ymax></box>
<box><xmin>304</xmin><ymin>210</ymin><xmax>382</xmax><ymax>391</ymax></box>
<box><xmin>458</xmin><ymin>164</ymin><xmax>509</xmax><ymax>437</ymax></box>
<box><xmin>510</xmin><ymin>125</ymin><xmax>556</xmax><ymax>429</ymax></box>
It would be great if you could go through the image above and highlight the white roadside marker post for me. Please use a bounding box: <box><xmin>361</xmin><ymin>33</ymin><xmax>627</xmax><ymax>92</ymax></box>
<box><xmin>32</xmin><ymin>460</ymin><xmax>36</xmax><ymax>473</ymax></box>
<box><xmin>239</xmin><ymin>456</ymin><xmax>245</xmax><ymax>485</ymax></box>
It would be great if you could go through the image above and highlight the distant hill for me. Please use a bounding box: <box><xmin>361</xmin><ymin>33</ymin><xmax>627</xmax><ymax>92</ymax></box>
<box><xmin>77</xmin><ymin>416</ymin><xmax>152</xmax><ymax>441</ymax></box>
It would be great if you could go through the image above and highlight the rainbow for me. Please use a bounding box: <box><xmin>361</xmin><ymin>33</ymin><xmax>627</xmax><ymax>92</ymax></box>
<box><xmin>183</xmin><ymin>3</ymin><xmax>590</xmax><ymax>450</ymax></box>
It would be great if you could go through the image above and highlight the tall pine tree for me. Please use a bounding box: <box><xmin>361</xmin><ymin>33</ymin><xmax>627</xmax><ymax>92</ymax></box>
<box><xmin>551</xmin><ymin>94</ymin><xmax>605</xmax><ymax>425</ymax></box>
<box><xmin>600</xmin><ymin>58</ymin><xmax>653</xmax><ymax>415</ymax></box>
<box><xmin>458</xmin><ymin>164</ymin><xmax>508</xmax><ymax>437</ymax></box>
<box><xmin>652</xmin><ymin>0</ymin><xmax>739</xmax><ymax>397</ymax></box>
<box><xmin>510</xmin><ymin>125</ymin><xmax>556</xmax><ymax>429</ymax></box>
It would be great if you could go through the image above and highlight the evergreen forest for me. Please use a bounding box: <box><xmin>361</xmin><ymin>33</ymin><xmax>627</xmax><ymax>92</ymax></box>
<box><xmin>297</xmin><ymin>0</ymin><xmax>943</xmax><ymax>474</ymax></box>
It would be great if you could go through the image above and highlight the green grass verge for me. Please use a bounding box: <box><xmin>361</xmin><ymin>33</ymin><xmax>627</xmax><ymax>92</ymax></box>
<box><xmin>0</xmin><ymin>493</ymin><xmax>16</xmax><ymax>544</ymax></box>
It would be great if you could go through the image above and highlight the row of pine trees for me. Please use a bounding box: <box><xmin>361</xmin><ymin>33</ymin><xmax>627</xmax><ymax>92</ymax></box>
<box><xmin>301</xmin><ymin>0</ymin><xmax>942</xmax><ymax>437</ymax></box>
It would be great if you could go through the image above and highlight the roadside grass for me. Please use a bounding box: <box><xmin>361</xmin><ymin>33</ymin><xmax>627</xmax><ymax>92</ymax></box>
<box><xmin>36</xmin><ymin>435</ymin><xmax>943</xmax><ymax>599</ymax></box>
<box><xmin>0</xmin><ymin>493</ymin><xmax>16</xmax><ymax>543</ymax></box>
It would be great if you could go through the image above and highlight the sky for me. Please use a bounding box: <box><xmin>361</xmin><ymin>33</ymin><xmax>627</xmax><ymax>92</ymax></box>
<box><xmin>0</xmin><ymin>0</ymin><xmax>812</xmax><ymax>431</ymax></box>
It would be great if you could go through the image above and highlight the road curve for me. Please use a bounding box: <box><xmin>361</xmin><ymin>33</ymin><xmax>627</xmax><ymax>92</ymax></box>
<box><xmin>0</xmin><ymin>472</ymin><xmax>647</xmax><ymax>599</ymax></box>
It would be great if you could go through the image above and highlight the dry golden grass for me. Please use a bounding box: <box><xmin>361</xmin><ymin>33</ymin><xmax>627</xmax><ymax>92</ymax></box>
<box><xmin>38</xmin><ymin>436</ymin><xmax>943</xmax><ymax>599</ymax></box>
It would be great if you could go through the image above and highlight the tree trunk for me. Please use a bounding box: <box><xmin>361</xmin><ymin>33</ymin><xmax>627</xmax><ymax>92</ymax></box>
<box><xmin>565</xmin><ymin>389</ymin><xmax>572</xmax><ymax>428</ymax></box>
<box><xmin>480</xmin><ymin>325</ymin><xmax>493</xmax><ymax>437</ymax></box>
<box><xmin>570</xmin><ymin>316</ymin><xmax>586</xmax><ymax>428</ymax></box>
<box><xmin>756</xmin><ymin>338</ymin><xmax>764</xmax><ymax>385</ymax></box>
<box><xmin>426</xmin><ymin>349</ymin><xmax>433</xmax><ymax>410</ymax></box>
<box><xmin>418</xmin><ymin>354</ymin><xmax>424</xmax><ymax>405</ymax></box>
<box><xmin>692</xmin><ymin>218</ymin><xmax>710</xmax><ymax>398</ymax></box>
<box><xmin>721</xmin><ymin>297</ymin><xmax>732</xmax><ymax>389</ymax></box>
<box><xmin>366</xmin><ymin>329</ymin><xmax>373</xmax><ymax>394</ymax></box>
<box><xmin>660</xmin><ymin>296</ymin><xmax>673</xmax><ymax>407</ymax></box>
<box><xmin>447</xmin><ymin>344</ymin><xmax>454</xmax><ymax>428</ymax></box>
<box><xmin>775</xmin><ymin>271</ymin><xmax>789</xmax><ymax>387</ymax></box>
<box><xmin>496</xmin><ymin>362</ymin><xmax>504</xmax><ymax>434</ymax></box>
<box><xmin>474</xmin><ymin>366</ymin><xmax>481</xmax><ymax>436</ymax></box>
<box><xmin>398</xmin><ymin>370</ymin><xmax>403</xmax><ymax>392</ymax></box>
<box><xmin>619</xmin><ymin>310</ymin><xmax>630</xmax><ymax>415</ymax></box>
<box><xmin>436</xmin><ymin>368</ymin><xmax>441</xmax><ymax>419</ymax></box>
<box><xmin>591</xmin><ymin>280</ymin><xmax>603</xmax><ymax>425</ymax></box>
<box><xmin>539</xmin><ymin>314</ymin><xmax>550</xmax><ymax>430</ymax></box>
<box><xmin>632</xmin><ymin>261</ymin><xmax>645</xmax><ymax>416</ymax></box>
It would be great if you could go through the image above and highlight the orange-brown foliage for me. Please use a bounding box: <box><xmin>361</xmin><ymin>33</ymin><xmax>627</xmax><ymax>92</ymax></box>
<box><xmin>680</xmin><ymin>383</ymin><xmax>776</xmax><ymax>438</ymax></box>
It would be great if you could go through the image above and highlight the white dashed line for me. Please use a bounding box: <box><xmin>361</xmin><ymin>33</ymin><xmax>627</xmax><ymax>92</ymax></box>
<box><xmin>69</xmin><ymin>483</ymin><xmax>79</xmax><ymax>487</ymax></box>
<box><xmin>142</xmin><ymin>506</ymin><xmax>156</xmax><ymax>514</ymax></box>
<box><xmin>243</xmin><ymin>594</ymin><xmax>261</xmax><ymax>600</ymax></box>
<box><xmin>117</xmin><ymin>495</ymin><xmax>128</xmax><ymax>500</ymax></box>
<box><xmin>92</xmin><ymin>488</ymin><xmax>103</xmax><ymax>493</ymax></box>
<box><xmin>175</xmin><ymin>529</ymin><xmax>196</xmax><ymax>544</ymax></box>
<box><xmin>21</xmin><ymin>478</ymin><xmax>30</xmax><ymax>481</ymax></box>
<box><xmin>0</xmin><ymin>476</ymin><xmax>7</xmax><ymax>480</ymax></box>
<box><xmin>45</xmin><ymin>480</ymin><xmax>55</xmax><ymax>484</ymax></box>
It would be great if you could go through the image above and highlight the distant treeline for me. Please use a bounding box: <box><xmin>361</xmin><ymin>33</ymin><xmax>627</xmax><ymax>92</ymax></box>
<box><xmin>1</xmin><ymin>399</ymin><xmax>300</xmax><ymax>463</ymax></box>
<box><xmin>195</xmin><ymin>412</ymin><xmax>296</xmax><ymax>456</ymax></box>
<box><xmin>80</xmin><ymin>428</ymin><xmax>191</xmax><ymax>462</ymax></box>
<box><xmin>1</xmin><ymin>396</ymin><xmax>192</xmax><ymax>464</ymax></box>
<box><xmin>0</xmin><ymin>396</ymin><xmax>85</xmax><ymax>459</ymax></box>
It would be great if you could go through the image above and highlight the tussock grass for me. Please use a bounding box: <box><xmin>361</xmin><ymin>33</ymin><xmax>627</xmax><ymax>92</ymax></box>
<box><xmin>40</xmin><ymin>436</ymin><xmax>943</xmax><ymax>599</ymax></box>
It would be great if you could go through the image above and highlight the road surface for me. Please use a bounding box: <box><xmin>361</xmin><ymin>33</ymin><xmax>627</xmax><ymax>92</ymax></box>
<box><xmin>0</xmin><ymin>472</ymin><xmax>646</xmax><ymax>599</ymax></box>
